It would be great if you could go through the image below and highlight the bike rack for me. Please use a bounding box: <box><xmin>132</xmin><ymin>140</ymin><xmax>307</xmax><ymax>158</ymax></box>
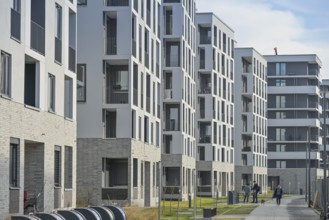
<box><xmin>35</xmin><ymin>213</ymin><xmax>65</xmax><ymax>220</ymax></box>
<box><xmin>12</xmin><ymin>216</ymin><xmax>41</xmax><ymax>220</ymax></box>
<box><xmin>104</xmin><ymin>205</ymin><xmax>127</xmax><ymax>220</ymax></box>
<box><xmin>57</xmin><ymin>210</ymin><xmax>85</xmax><ymax>220</ymax></box>
<box><xmin>90</xmin><ymin>207</ymin><xmax>115</xmax><ymax>220</ymax></box>
<box><xmin>75</xmin><ymin>208</ymin><xmax>101</xmax><ymax>220</ymax></box>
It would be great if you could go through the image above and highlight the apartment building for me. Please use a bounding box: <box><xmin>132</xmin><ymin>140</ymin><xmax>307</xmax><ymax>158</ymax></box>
<box><xmin>265</xmin><ymin>54</ymin><xmax>322</xmax><ymax>194</ymax></box>
<box><xmin>195</xmin><ymin>13</ymin><xmax>235</xmax><ymax>197</ymax></box>
<box><xmin>76</xmin><ymin>0</ymin><xmax>161</xmax><ymax>207</ymax></box>
<box><xmin>161</xmin><ymin>0</ymin><xmax>197</xmax><ymax>201</ymax></box>
<box><xmin>234</xmin><ymin>48</ymin><xmax>267</xmax><ymax>193</ymax></box>
<box><xmin>320</xmin><ymin>79</ymin><xmax>329</xmax><ymax>168</ymax></box>
<box><xmin>0</xmin><ymin>0</ymin><xmax>77</xmax><ymax>217</ymax></box>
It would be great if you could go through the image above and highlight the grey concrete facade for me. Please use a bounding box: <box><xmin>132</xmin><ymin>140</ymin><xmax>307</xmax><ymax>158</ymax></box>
<box><xmin>234</xmin><ymin>48</ymin><xmax>268</xmax><ymax>193</ymax></box>
<box><xmin>77</xmin><ymin>138</ymin><xmax>160</xmax><ymax>207</ymax></box>
<box><xmin>0</xmin><ymin>0</ymin><xmax>77</xmax><ymax>218</ymax></box>
<box><xmin>265</xmin><ymin>54</ymin><xmax>323</xmax><ymax>194</ymax></box>
<box><xmin>195</xmin><ymin>13</ymin><xmax>236</xmax><ymax>198</ymax></box>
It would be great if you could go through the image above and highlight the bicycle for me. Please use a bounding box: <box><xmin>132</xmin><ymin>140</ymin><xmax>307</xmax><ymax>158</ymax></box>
<box><xmin>24</xmin><ymin>192</ymin><xmax>41</xmax><ymax>215</ymax></box>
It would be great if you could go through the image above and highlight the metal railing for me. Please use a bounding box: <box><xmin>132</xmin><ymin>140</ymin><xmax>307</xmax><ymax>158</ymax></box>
<box><xmin>199</xmin><ymin>135</ymin><xmax>211</xmax><ymax>143</ymax></box>
<box><xmin>106</xmin><ymin>0</ymin><xmax>129</xmax><ymax>6</ymax></box>
<box><xmin>200</xmin><ymin>35</ymin><xmax>211</xmax><ymax>44</ymax></box>
<box><xmin>106</xmin><ymin>37</ymin><xmax>117</xmax><ymax>55</ymax></box>
<box><xmin>106</xmin><ymin>92</ymin><xmax>128</xmax><ymax>104</ymax></box>
<box><xmin>11</xmin><ymin>9</ymin><xmax>20</xmax><ymax>40</ymax></box>
<box><xmin>31</xmin><ymin>21</ymin><xmax>45</xmax><ymax>55</ymax></box>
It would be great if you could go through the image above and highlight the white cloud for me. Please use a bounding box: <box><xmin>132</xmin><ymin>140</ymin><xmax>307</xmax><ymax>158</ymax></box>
<box><xmin>195</xmin><ymin>0</ymin><xmax>329</xmax><ymax>77</ymax></box>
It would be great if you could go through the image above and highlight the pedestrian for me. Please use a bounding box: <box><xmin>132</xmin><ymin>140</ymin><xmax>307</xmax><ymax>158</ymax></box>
<box><xmin>273</xmin><ymin>185</ymin><xmax>283</xmax><ymax>205</ymax></box>
<box><xmin>252</xmin><ymin>181</ymin><xmax>260</xmax><ymax>203</ymax></box>
<box><xmin>243</xmin><ymin>183</ymin><xmax>251</xmax><ymax>203</ymax></box>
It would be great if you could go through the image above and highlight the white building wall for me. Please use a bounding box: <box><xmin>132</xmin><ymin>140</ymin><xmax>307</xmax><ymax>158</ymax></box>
<box><xmin>0</xmin><ymin>0</ymin><xmax>77</xmax><ymax>218</ymax></box>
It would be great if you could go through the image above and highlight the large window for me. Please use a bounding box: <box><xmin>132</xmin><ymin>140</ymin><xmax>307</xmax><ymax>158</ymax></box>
<box><xmin>10</xmin><ymin>138</ymin><xmax>20</xmax><ymax>187</ymax></box>
<box><xmin>54</xmin><ymin>146</ymin><xmax>61</xmax><ymax>187</ymax></box>
<box><xmin>48</xmin><ymin>74</ymin><xmax>55</xmax><ymax>112</ymax></box>
<box><xmin>165</xmin><ymin>42</ymin><xmax>180</xmax><ymax>67</ymax></box>
<box><xmin>64</xmin><ymin>76</ymin><xmax>73</xmax><ymax>118</ymax></box>
<box><xmin>24</xmin><ymin>58</ymin><xmax>40</xmax><ymax>108</ymax></box>
<box><xmin>55</xmin><ymin>4</ymin><xmax>62</xmax><ymax>63</ymax></box>
<box><xmin>64</xmin><ymin>146</ymin><xmax>73</xmax><ymax>189</ymax></box>
<box><xmin>0</xmin><ymin>51</ymin><xmax>11</xmax><ymax>97</ymax></box>
<box><xmin>77</xmin><ymin>64</ymin><xmax>86</xmax><ymax>102</ymax></box>
<box><xmin>165</xmin><ymin>104</ymin><xmax>180</xmax><ymax>131</ymax></box>
<box><xmin>105</xmin><ymin>110</ymin><xmax>116</xmax><ymax>138</ymax></box>
<box><xmin>276</xmin><ymin>63</ymin><xmax>286</xmax><ymax>76</ymax></box>
<box><xmin>11</xmin><ymin>0</ymin><xmax>21</xmax><ymax>40</ymax></box>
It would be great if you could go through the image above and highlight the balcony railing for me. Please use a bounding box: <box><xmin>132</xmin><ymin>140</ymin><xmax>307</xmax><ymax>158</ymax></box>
<box><xmin>163</xmin><ymin>186</ymin><xmax>180</xmax><ymax>194</ymax></box>
<box><xmin>69</xmin><ymin>46</ymin><xmax>76</xmax><ymax>72</ymax></box>
<box><xmin>55</xmin><ymin>37</ymin><xmax>62</xmax><ymax>63</ymax></box>
<box><xmin>106</xmin><ymin>92</ymin><xmax>128</xmax><ymax>104</ymax></box>
<box><xmin>106</xmin><ymin>37</ymin><xmax>117</xmax><ymax>55</ymax></box>
<box><xmin>31</xmin><ymin>21</ymin><xmax>45</xmax><ymax>55</ymax></box>
<box><xmin>200</xmin><ymin>35</ymin><xmax>211</xmax><ymax>44</ymax></box>
<box><xmin>242</xmin><ymin>146</ymin><xmax>252</xmax><ymax>152</ymax></box>
<box><xmin>198</xmin><ymin>87</ymin><xmax>211</xmax><ymax>94</ymax></box>
<box><xmin>164</xmin><ymin>89</ymin><xmax>172</xmax><ymax>99</ymax></box>
<box><xmin>199</xmin><ymin>135</ymin><xmax>211</xmax><ymax>143</ymax></box>
<box><xmin>106</xmin><ymin>0</ymin><xmax>129</xmax><ymax>6</ymax></box>
<box><xmin>11</xmin><ymin>9</ymin><xmax>21</xmax><ymax>40</ymax></box>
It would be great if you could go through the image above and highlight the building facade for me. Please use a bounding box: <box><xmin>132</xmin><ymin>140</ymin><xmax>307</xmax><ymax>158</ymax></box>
<box><xmin>76</xmin><ymin>0</ymin><xmax>161</xmax><ymax>207</ymax></box>
<box><xmin>265</xmin><ymin>54</ymin><xmax>322</xmax><ymax>194</ymax></box>
<box><xmin>0</xmin><ymin>0</ymin><xmax>77</xmax><ymax>217</ymax></box>
<box><xmin>195</xmin><ymin>13</ymin><xmax>235</xmax><ymax>197</ymax></box>
<box><xmin>234</xmin><ymin>48</ymin><xmax>267</xmax><ymax>193</ymax></box>
<box><xmin>161</xmin><ymin>0</ymin><xmax>197</xmax><ymax>201</ymax></box>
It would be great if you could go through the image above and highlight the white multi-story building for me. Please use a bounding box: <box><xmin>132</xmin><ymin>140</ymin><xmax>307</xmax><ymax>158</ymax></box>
<box><xmin>161</xmin><ymin>0</ymin><xmax>196</xmax><ymax>200</ymax></box>
<box><xmin>0</xmin><ymin>0</ymin><xmax>77</xmax><ymax>217</ymax></box>
<box><xmin>76</xmin><ymin>0</ymin><xmax>161</xmax><ymax>207</ymax></box>
<box><xmin>195</xmin><ymin>13</ymin><xmax>235</xmax><ymax>197</ymax></box>
<box><xmin>265</xmin><ymin>54</ymin><xmax>322</xmax><ymax>194</ymax></box>
<box><xmin>234</xmin><ymin>48</ymin><xmax>267</xmax><ymax>193</ymax></box>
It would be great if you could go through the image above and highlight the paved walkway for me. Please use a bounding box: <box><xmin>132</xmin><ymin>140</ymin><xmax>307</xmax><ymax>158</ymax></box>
<box><xmin>214</xmin><ymin>196</ymin><xmax>319</xmax><ymax>220</ymax></box>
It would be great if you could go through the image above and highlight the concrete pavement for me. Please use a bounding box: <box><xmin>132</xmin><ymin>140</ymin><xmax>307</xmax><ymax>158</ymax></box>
<box><xmin>213</xmin><ymin>195</ymin><xmax>319</xmax><ymax>220</ymax></box>
<box><xmin>244</xmin><ymin>195</ymin><xmax>319</xmax><ymax>220</ymax></box>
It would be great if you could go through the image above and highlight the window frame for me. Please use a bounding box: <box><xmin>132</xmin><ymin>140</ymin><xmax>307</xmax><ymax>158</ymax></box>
<box><xmin>0</xmin><ymin>51</ymin><xmax>12</xmax><ymax>97</ymax></box>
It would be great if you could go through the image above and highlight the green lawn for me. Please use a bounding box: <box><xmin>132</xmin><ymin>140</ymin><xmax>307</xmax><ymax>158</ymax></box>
<box><xmin>124</xmin><ymin>192</ymin><xmax>277</xmax><ymax>220</ymax></box>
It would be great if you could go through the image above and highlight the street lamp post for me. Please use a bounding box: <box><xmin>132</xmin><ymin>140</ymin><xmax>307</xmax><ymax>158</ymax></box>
<box><xmin>323</xmin><ymin>89</ymin><xmax>328</xmax><ymax>219</ymax></box>
<box><xmin>308</xmin><ymin>125</ymin><xmax>311</xmax><ymax>208</ymax></box>
<box><xmin>158</xmin><ymin>161</ymin><xmax>162</xmax><ymax>220</ymax></box>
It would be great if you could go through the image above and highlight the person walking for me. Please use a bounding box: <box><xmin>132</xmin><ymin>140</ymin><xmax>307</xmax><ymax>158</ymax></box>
<box><xmin>273</xmin><ymin>184</ymin><xmax>283</xmax><ymax>205</ymax></box>
<box><xmin>243</xmin><ymin>183</ymin><xmax>251</xmax><ymax>203</ymax></box>
<box><xmin>252</xmin><ymin>181</ymin><xmax>260</xmax><ymax>203</ymax></box>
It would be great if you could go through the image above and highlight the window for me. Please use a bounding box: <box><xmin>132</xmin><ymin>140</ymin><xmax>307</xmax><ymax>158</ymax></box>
<box><xmin>55</xmin><ymin>4</ymin><xmax>62</xmax><ymax>63</ymax></box>
<box><xmin>64</xmin><ymin>76</ymin><xmax>73</xmax><ymax>118</ymax></box>
<box><xmin>48</xmin><ymin>74</ymin><xmax>55</xmax><ymax>112</ymax></box>
<box><xmin>144</xmin><ymin>116</ymin><xmax>149</xmax><ymax>143</ymax></box>
<box><xmin>165</xmin><ymin>42</ymin><xmax>180</xmax><ymax>67</ymax></box>
<box><xmin>54</xmin><ymin>146</ymin><xmax>61</xmax><ymax>187</ymax></box>
<box><xmin>31</xmin><ymin>0</ymin><xmax>45</xmax><ymax>54</ymax></box>
<box><xmin>10</xmin><ymin>138</ymin><xmax>20</xmax><ymax>187</ymax></box>
<box><xmin>164</xmin><ymin>135</ymin><xmax>172</xmax><ymax>154</ymax></box>
<box><xmin>77</xmin><ymin>0</ymin><xmax>87</xmax><ymax>5</ymax></box>
<box><xmin>105</xmin><ymin>110</ymin><xmax>116</xmax><ymax>138</ymax></box>
<box><xmin>0</xmin><ymin>51</ymin><xmax>11</xmax><ymax>97</ymax></box>
<box><xmin>276</xmin><ymin>63</ymin><xmax>286</xmax><ymax>76</ymax></box>
<box><xmin>64</xmin><ymin>146</ymin><xmax>73</xmax><ymax>189</ymax></box>
<box><xmin>165</xmin><ymin>104</ymin><xmax>180</xmax><ymax>131</ymax></box>
<box><xmin>24</xmin><ymin>57</ymin><xmax>40</xmax><ymax>108</ymax></box>
<box><xmin>133</xmin><ymin>159</ymin><xmax>138</xmax><ymax>187</ymax></box>
<box><xmin>11</xmin><ymin>0</ymin><xmax>21</xmax><ymax>40</ymax></box>
<box><xmin>77</xmin><ymin>64</ymin><xmax>86</xmax><ymax>102</ymax></box>
<box><xmin>276</xmin><ymin>160</ymin><xmax>286</xmax><ymax>168</ymax></box>
<box><xmin>198</xmin><ymin>146</ymin><xmax>205</xmax><ymax>161</ymax></box>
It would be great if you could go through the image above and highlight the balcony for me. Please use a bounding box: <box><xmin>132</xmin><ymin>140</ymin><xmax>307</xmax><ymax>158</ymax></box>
<box><xmin>105</xmin><ymin>0</ymin><xmax>129</xmax><ymax>6</ymax></box>
<box><xmin>31</xmin><ymin>21</ymin><xmax>45</xmax><ymax>55</ymax></box>
<box><xmin>242</xmin><ymin>146</ymin><xmax>252</xmax><ymax>152</ymax></box>
<box><xmin>11</xmin><ymin>9</ymin><xmax>20</xmax><ymax>40</ymax></box>
<box><xmin>199</xmin><ymin>135</ymin><xmax>211</xmax><ymax>143</ymax></box>
<box><xmin>106</xmin><ymin>91</ymin><xmax>128</xmax><ymax>104</ymax></box>
<box><xmin>164</xmin><ymin>89</ymin><xmax>172</xmax><ymax>99</ymax></box>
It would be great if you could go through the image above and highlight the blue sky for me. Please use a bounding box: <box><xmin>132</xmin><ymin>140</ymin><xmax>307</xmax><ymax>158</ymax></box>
<box><xmin>196</xmin><ymin>0</ymin><xmax>329</xmax><ymax>77</ymax></box>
